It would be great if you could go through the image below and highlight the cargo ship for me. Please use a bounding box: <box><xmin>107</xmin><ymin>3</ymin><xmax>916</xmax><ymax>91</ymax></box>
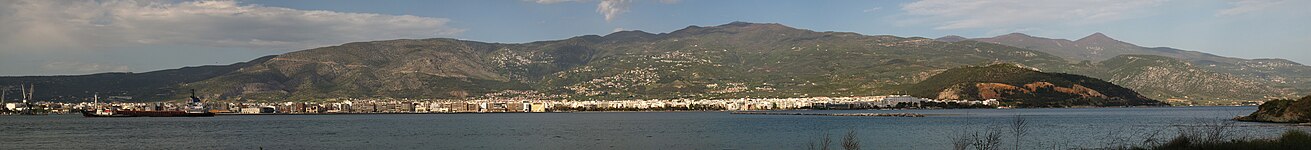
<box><xmin>82</xmin><ymin>90</ymin><xmax>214</xmax><ymax>117</ymax></box>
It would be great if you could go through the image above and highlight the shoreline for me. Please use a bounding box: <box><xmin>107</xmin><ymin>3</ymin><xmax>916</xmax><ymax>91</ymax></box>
<box><xmin>0</xmin><ymin>106</ymin><xmax>1257</xmax><ymax>116</ymax></box>
<box><xmin>215</xmin><ymin>111</ymin><xmax>571</xmax><ymax>116</ymax></box>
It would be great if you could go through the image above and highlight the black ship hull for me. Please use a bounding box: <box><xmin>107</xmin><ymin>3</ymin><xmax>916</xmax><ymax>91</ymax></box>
<box><xmin>82</xmin><ymin>110</ymin><xmax>215</xmax><ymax>117</ymax></box>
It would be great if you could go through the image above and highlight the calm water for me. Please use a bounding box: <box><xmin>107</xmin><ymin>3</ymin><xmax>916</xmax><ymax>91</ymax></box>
<box><xmin>1</xmin><ymin>106</ymin><xmax>1305</xmax><ymax>149</ymax></box>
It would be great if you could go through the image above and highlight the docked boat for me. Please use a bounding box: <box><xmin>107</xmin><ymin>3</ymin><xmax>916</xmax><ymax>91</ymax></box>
<box><xmin>82</xmin><ymin>90</ymin><xmax>214</xmax><ymax>117</ymax></box>
<box><xmin>81</xmin><ymin>109</ymin><xmax>215</xmax><ymax>117</ymax></box>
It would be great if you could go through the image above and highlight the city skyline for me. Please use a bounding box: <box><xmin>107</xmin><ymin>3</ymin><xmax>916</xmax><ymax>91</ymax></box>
<box><xmin>1</xmin><ymin>0</ymin><xmax>1309</xmax><ymax>76</ymax></box>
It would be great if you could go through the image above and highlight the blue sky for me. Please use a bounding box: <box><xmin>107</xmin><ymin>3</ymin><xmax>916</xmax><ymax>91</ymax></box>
<box><xmin>1</xmin><ymin>0</ymin><xmax>1308</xmax><ymax>76</ymax></box>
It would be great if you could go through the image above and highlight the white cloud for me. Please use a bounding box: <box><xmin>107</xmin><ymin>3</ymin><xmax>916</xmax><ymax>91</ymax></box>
<box><xmin>597</xmin><ymin>0</ymin><xmax>633</xmax><ymax>22</ymax></box>
<box><xmin>901</xmin><ymin>0</ymin><xmax>1166</xmax><ymax>30</ymax></box>
<box><xmin>1218</xmin><ymin>0</ymin><xmax>1287</xmax><ymax>16</ymax></box>
<box><xmin>532</xmin><ymin>0</ymin><xmax>587</xmax><ymax>4</ymax></box>
<box><xmin>612</xmin><ymin>27</ymin><xmax>626</xmax><ymax>33</ymax></box>
<box><xmin>862</xmin><ymin>7</ymin><xmax>882</xmax><ymax>13</ymax></box>
<box><xmin>0</xmin><ymin>0</ymin><xmax>464</xmax><ymax>52</ymax></box>
<box><xmin>532</xmin><ymin>0</ymin><xmax>660</xmax><ymax>22</ymax></box>
<box><xmin>41</xmin><ymin>61</ymin><xmax>131</xmax><ymax>73</ymax></box>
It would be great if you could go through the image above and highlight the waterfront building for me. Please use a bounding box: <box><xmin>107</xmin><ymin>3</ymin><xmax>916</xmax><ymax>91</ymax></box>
<box><xmin>400</xmin><ymin>102</ymin><xmax>416</xmax><ymax>112</ymax></box>
<box><xmin>529</xmin><ymin>103</ymin><xmax>547</xmax><ymax>112</ymax></box>
<box><xmin>506</xmin><ymin>102</ymin><xmax>525</xmax><ymax>112</ymax></box>
<box><xmin>881</xmin><ymin>95</ymin><xmax>932</xmax><ymax>107</ymax></box>
<box><xmin>415</xmin><ymin>102</ymin><xmax>431</xmax><ymax>113</ymax></box>
<box><xmin>7</xmin><ymin>94</ymin><xmax>968</xmax><ymax>114</ymax></box>
<box><xmin>240</xmin><ymin>107</ymin><xmax>262</xmax><ymax>114</ymax></box>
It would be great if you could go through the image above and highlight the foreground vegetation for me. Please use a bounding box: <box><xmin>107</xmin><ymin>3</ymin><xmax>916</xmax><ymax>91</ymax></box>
<box><xmin>802</xmin><ymin>116</ymin><xmax>1310</xmax><ymax>150</ymax></box>
<box><xmin>1146</xmin><ymin>130</ymin><xmax>1311</xmax><ymax>150</ymax></box>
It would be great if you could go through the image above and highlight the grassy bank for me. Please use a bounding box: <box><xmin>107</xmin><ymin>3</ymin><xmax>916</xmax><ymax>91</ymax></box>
<box><xmin>1145</xmin><ymin>130</ymin><xmax>1311</xmax><ymax>150</ymax></box>
<box><xmin>801</xmin><ymin>116</ymin><xmax>1310</xmax><ymax>150</ymax></box>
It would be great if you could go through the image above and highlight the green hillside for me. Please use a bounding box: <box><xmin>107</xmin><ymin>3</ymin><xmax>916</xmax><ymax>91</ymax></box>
<box><xmin>907</xmin><ymin>64</ymin><xmax>1163</xmax><ymax>107</ymax></box>
<box><xmin>1237</xmin><ymin>95</ymin><xmax>1311</xmax><ymax>123</ymax></box>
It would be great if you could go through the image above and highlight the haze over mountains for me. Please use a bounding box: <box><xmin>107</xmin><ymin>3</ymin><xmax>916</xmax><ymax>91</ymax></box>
<box><xmin>1</xmin><ymin>22</ymin><xmax>1306</xmax><ymax>104</ymax></box>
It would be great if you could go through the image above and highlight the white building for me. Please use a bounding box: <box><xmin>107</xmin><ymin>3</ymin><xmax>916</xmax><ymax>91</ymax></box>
<box><xmin>879</xmin><ymin>95</ymin><xmax>931</xmax><ymax>107</ymax></box>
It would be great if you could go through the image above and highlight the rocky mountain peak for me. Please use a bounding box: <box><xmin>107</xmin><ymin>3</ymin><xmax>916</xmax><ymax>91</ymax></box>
<box><xmin>1075</xmin><ymin>32</ymin><xmax>1130</xmax><ymax>46</ymax></box>
<box><xmin>981</xmin><ymin>33</ymin><xmax>1052</xmax><ymax>42</ymax></box>
<box><xmin>719</xmin><ymin>21</ymin><xmax>790</xmax><ymax>28</ymax></box>
<box><xmin>602</xmin><ymin>30</ymin><xmax>658</xmax><ymax>41</ymax></box>
<box><xmin>935</xmin><ymin>35</ymin><xmax>968</xmax><ymax>42</ymax></box>
<box><xmin>999</xmin><ymin>33</ymin><xmax>1035</xmax><ymax>38</ymax></box>
<box><xmin>669</xmin><ymin>21</ymin><xmax>802</xmax><ymax>36</ymax></box>
<box><xmin>606</xmin><ymin>30</ymin><xmax>653</xmax><ymax>36</ymax></box>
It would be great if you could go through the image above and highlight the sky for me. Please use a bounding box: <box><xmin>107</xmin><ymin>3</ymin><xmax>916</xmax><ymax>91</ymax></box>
<box><xmin>1</xmin><ymin>0</ymin><xmax>1308</xmax><ymax>76</ymax></box>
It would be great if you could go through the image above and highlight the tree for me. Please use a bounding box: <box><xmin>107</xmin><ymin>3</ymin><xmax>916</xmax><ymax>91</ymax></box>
<box><xmin>1010</xmin><ymin>115</ymin><xmax>1028</xmax><ymax>150</ymax></box>
<box><xmin>842</xmin><ymin>130</ymin><xmax>861</xmax><ymax>150</ymax></box>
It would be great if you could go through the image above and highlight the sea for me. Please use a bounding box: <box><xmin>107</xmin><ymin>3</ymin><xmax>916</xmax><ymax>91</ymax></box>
<box><xmin>1</xmin><ymin>106</ymin><xmax>1306</xmax><ymax>149</ymax></box>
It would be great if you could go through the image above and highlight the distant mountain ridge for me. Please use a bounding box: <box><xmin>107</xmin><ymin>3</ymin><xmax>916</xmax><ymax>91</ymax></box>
<box><xmin>178</xmin><ymin>21</ymin><xmax>1077</xmax><ymax>101</ymax></box>
<box><xmin>0</xmin><ymin>56</ymin><xmax>276</xmax><ymax>101</ymax></box>
<box><xmin>949</xmin><ymin>33</ymin><xmax>1310</xmax><ymax>102</ymax></box>
<box><xmin>1</xmin><ymin>22</ymin><xmax>1306</xmax><ymax>103</ymax></box>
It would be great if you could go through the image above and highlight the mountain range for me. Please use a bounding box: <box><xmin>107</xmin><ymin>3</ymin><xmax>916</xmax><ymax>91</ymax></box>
<box><xmin>1</xmin><ymin>21</ymin><xmax>1306</xmax><ymax>104</ymax></box>
<box><xmin>957</xmin><ymin>33</ymin><xmax>1309</xmax><ymax>102</ymax></box>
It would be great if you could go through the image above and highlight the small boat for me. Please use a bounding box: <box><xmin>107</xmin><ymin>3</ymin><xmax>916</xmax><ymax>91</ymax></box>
<box><xmin>82</xmin><ymin>90</ymin><xmax>215</xmax><ymax>117</ymax></box>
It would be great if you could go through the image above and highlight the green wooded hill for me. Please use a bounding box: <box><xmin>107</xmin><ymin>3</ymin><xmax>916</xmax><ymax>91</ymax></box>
<box><xmin>907</xmin><ymin>64</ymin><xmax>1164</xmax><ymax>107</ymax></box>
<box><xmin>1237</xmin><ymin>95</ymin><xmax>1311</xmax><ymax>123</ymax></box>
